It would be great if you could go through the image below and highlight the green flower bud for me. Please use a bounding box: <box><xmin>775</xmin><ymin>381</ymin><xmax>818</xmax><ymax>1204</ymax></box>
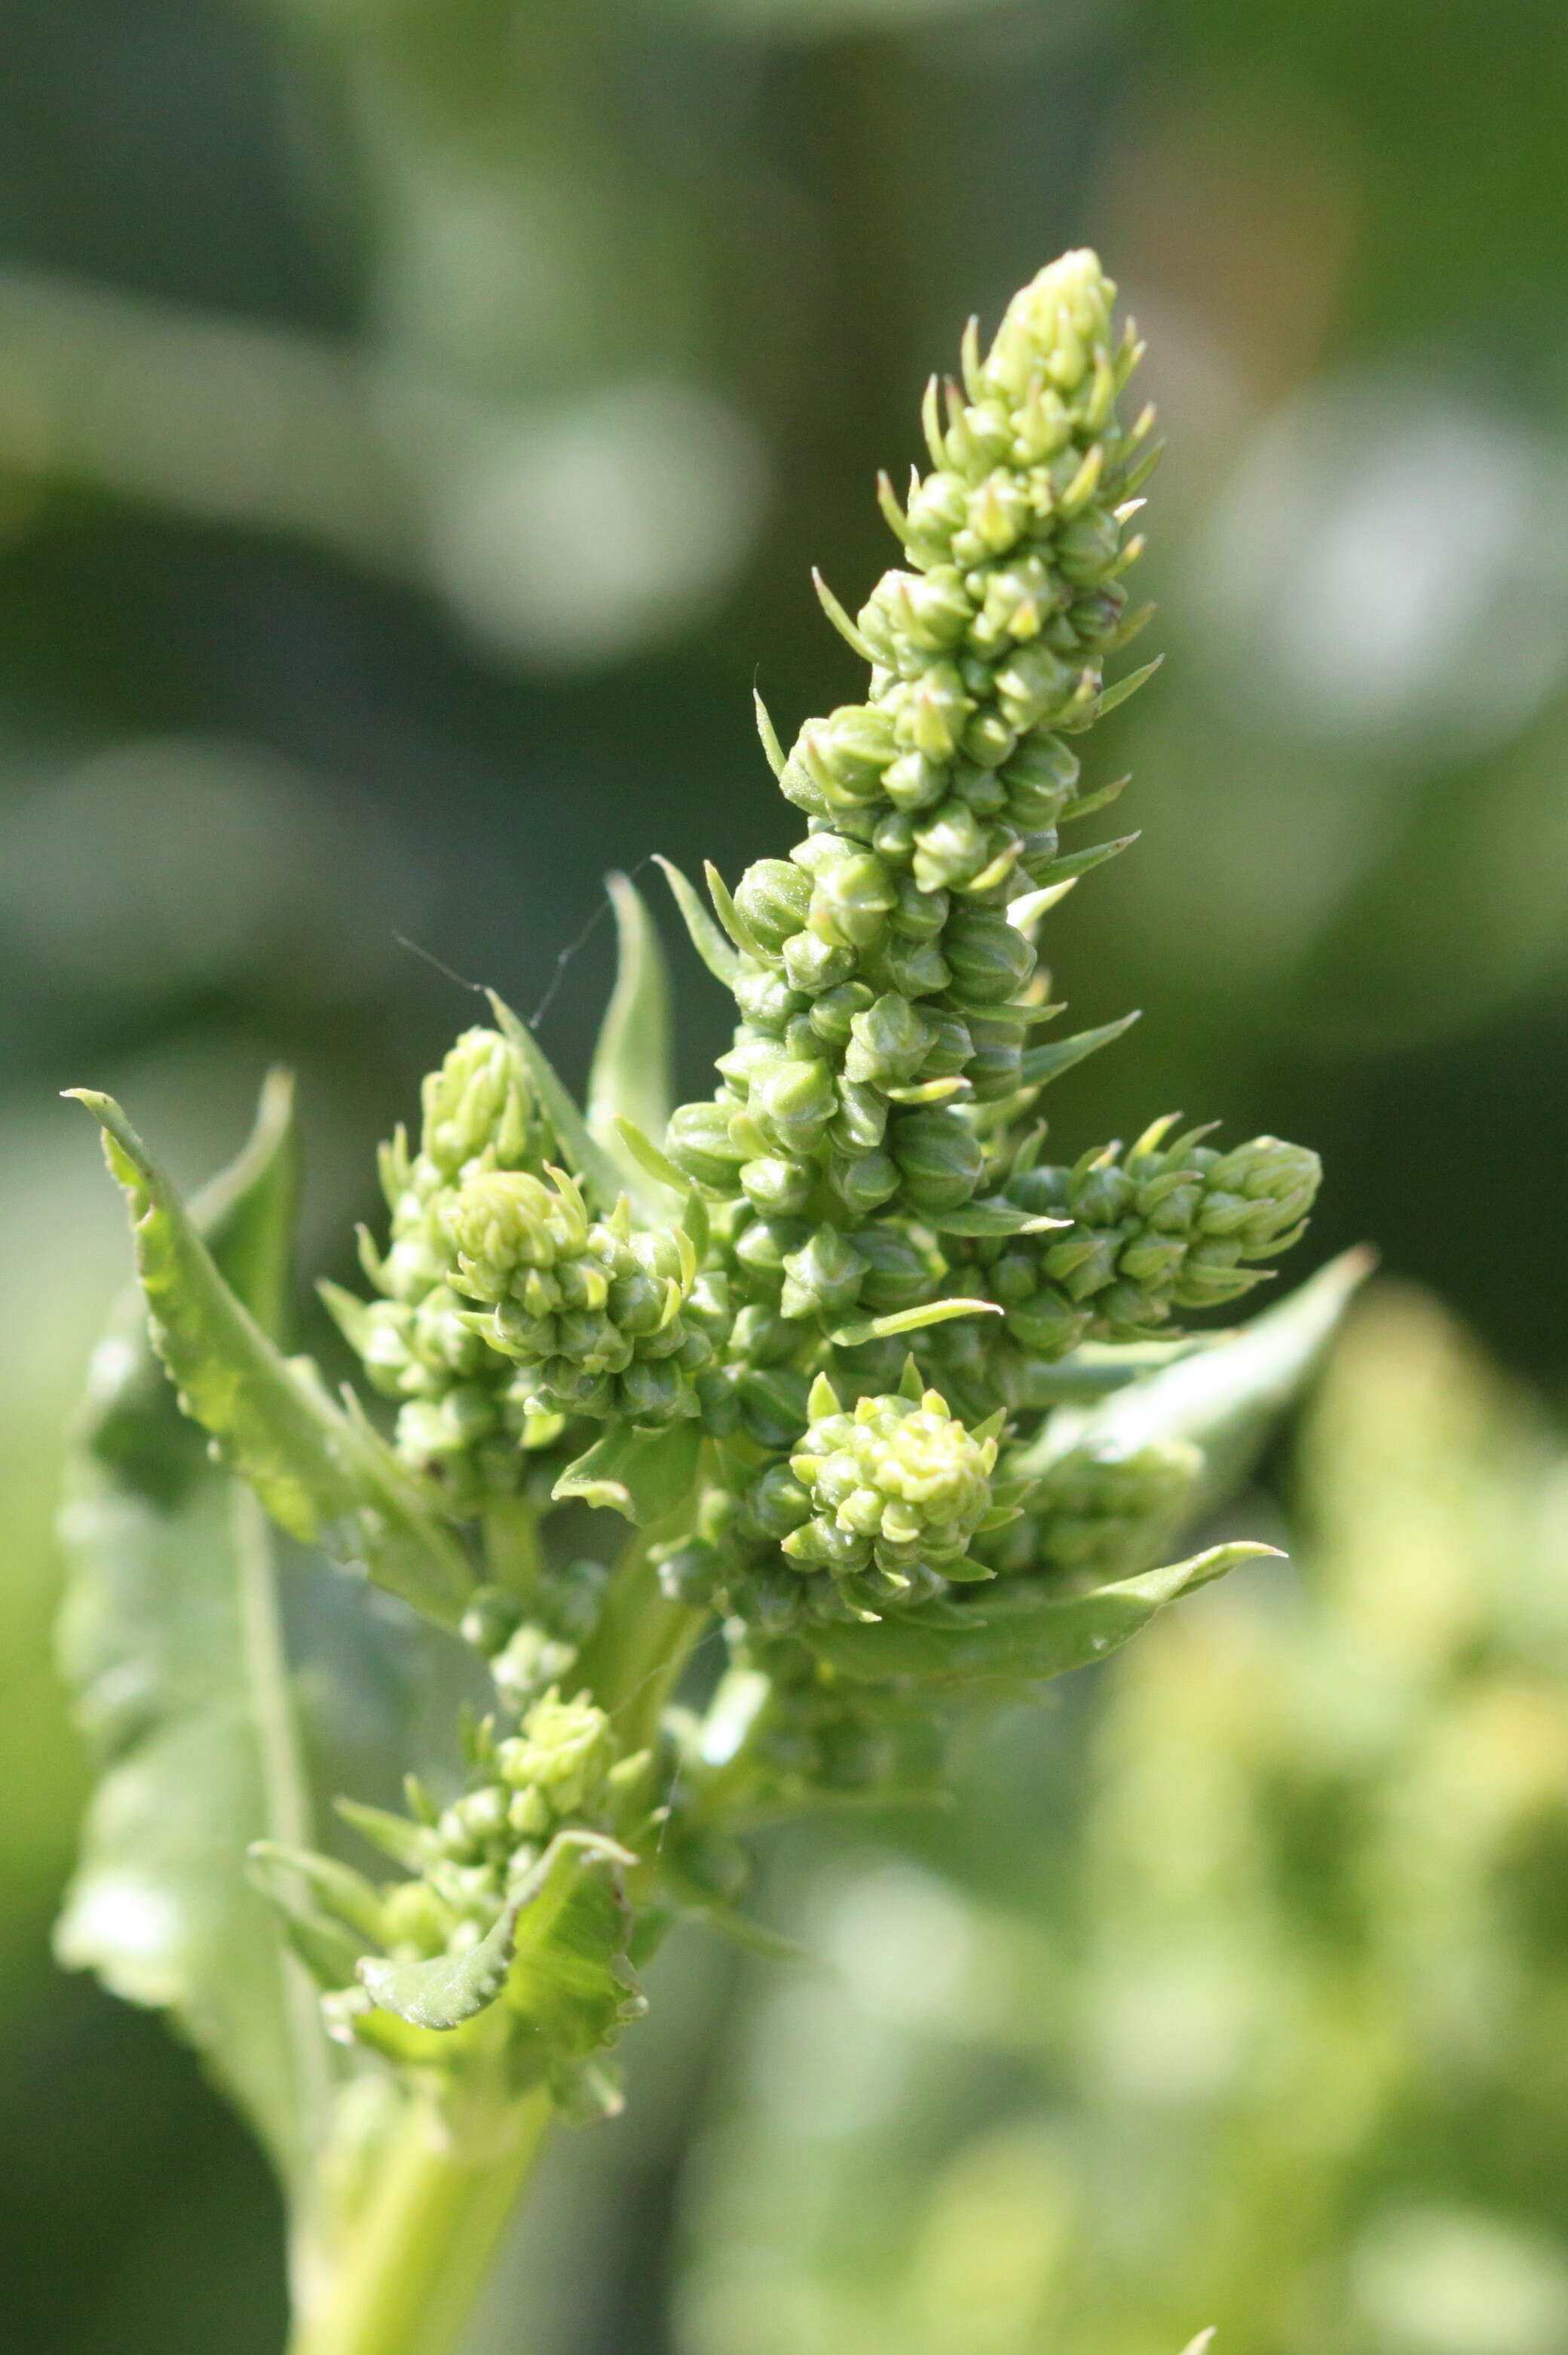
<box><xmin>805</xmin><ymin>848</ymin><xmax>898</xmax><ymax>952</ymax></box>
<box><xmin>733</xmin><ymin>963</ymin><xmax>807</xmax><ymax>1033</ymax></box>
<box><xmin>890</xmin><ymin>874</ymin><xmax>950</xmax><ymax>940</ymax></box>
<box><xmin>445</xmin><ymin>1170</ymin><xmax>590</xmax><ymax>1303</ymax></box>
<box><xmin>730</xmin><ymin>1303</ymin><xmax>798</xmax><ymax>1363</ymax></box>
<box><xmin>666</xmin><ymin>1100</ymin><xmax>750</xmax><ymax>1189</ymax></box>
<box><xmin>854</xmin><ymin>1223</ymin><xmax>940</xmax><ymax>1313</ymax></box>
<box><xmin>1001</xmin><ymin>734</ymin><xmax>1080</xmax><ymax>826</ymax></box>
<box><xmin>828</xmin><ymin>1147</ymin><xmax>900</xmax><ymax>1217</ymax></box>
<box><xmin>740</xmin><ymin>1154</ymin><xmax>815</xmax><ymax>1216</ymax></box>
<box><xmin>732</xmin><ymin>1214</ymin><xmax>807</xmax><ymax>1292</ymax></box>
<box><xmin>830</xmin><ymin>1078</ymin><xmax>890</xmax><ymax>1153</ymax></box>
<box><xmin>743</xmin><ymin>1461</ymin><xmax>814</xmax><ymax>1541</ymax></box>
<box><xmin>890</xmin><ymin>1109</ymin><xmax>985</xmax><ymax>1214</ymax></box>
<box><xmin>753</xmin><ymin>1054</ymin><xmax>837</xmax><ymax>1155</ymax></box>
<box><xmin>859</xmin><ymin>567</ymin><xmax>972</xmax><ymax>664</ymax></box>
<box><xmin>918</xmin><ymin>1010</ymin><xmax>974</xmax><ymax>1078</ymax></box>
<box><xmin>964</xmin><ymin>1013</ymin><xmax>1026</xmax><ymax>1103</ymax></box>
<box><xmin>910</xmin><ymin>797</ymin><xmax>997</xmax><ymax>893</ymax></box>
<box><xmin>942</xmin><ymin>906</ymin><xmax>1037</xmax><ymax>1006</ymax></box>
<box><xmin>779</xmin><ymin>1225</ymin><xmax>868</xmax><ymax>1323</ymax></box>
<box><xmin>844</xmin><ymin>992</ymin><xmax>934</xmax><ymax>1089</ymax></box>
<box><xmin>992</xmin><ymin>641</ymin><xmax>1078</xmax><ymax>733</ymax></box>
<box><xmin>808</xmin><ymin>980</ymin><xmax>876</xmax><ymax>1047</ymax></box>
<box><xmin>734</xmin><ymin>859</ymin><xmax>812</xmax><ymax>952</ymax></box>
<box><xmin>884</xmin><ymin>664</ymin><xmax>972</xmax><ymax>762</ymax></box>
<box><xmin>497</xmin><ymin>1691</ymin><xmax>614</xmax><ymax>1821</ymax></box>
<box><xmin>419</xmin><ymin>1027</ymin><xmax>542</xmax><ymax>1180</ymax></box>
<box><xmin>782</xmin><ymin>704</ymin><xmax>896</xmax><ymax>815</ymax></box>
<box><xmin>737</xmin><ymin>1364</ymin><xmax>813</xmax><ymax>1449</ymax></box>
<box><xmin>880</xmin><ymin>749</ymin><xmax>951</xmax><ymax>813</ymax></box>
<box><xmin>782</xmin><ymin>928</ymin><xmax>857</xmax><ymax>995</ymax></box>
<box><xmin>882</xmin><ymin>934</ymin><xmax>953</xmax><ymax>1000</ymax></box>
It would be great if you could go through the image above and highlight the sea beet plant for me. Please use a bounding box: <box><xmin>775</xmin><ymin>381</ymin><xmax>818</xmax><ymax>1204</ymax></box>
<box><xmin>56</xmin><ymin>253</ymin><xmax>1362</xmax><ymax>2355</ymax></box>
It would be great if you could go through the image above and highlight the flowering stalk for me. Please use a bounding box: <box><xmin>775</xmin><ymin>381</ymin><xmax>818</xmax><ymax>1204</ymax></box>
<box><xmin>57</xmin><ymin>253</ymin><xmax>1355</xmax><ymax>2355</ymax></box>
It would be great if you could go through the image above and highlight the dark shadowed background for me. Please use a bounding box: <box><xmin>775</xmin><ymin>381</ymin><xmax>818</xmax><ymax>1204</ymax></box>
<box><xmin>5</xmin><ymin>2</ymin><xmax>1568</xmax><ymax>2348</ymax></box>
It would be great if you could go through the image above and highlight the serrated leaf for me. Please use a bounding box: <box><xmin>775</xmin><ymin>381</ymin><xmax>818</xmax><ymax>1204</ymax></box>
<box><xmin>358</xmin><ymin>1832</ymin><xmax>637</xmax><ymax>2035</ymax></box>
<box><xmin>829</xmin><ymin>1297</ymin><xmax>1003</xmax><ymax>1349</ymax></box>
<box><xmin>55</xmin><ymin>1072</ymin><xmax>330</xmax><ymax>2194</ymax></box>
<box><xmin>69</xmin><ymin>1090</ymin><xmax>473</xmax><ymax>1630</ymax></box>
<box><xmin>485</xmin><ymin>989</ymin><xmax>629</xmax><ymax>1214</ymax></box>
<box><xmin>1020</xmin><ymin>1009</ymin><xmax>1141</xmax><ymax>1090</ymax></box>
<box><xmin>653</xmin><ymin>854</ymin><xmax>742</xmax><ymax>988</ymax></box>
<box><xmin>552</xmin><ymin>1419</ymin><xmax>703</xmax><ymax>1524</ymax></box>
<box><xmin>813</xmin><ymin>1542</ymin><xmax>1277</xmax><ymax>1690</ymax></box>
<box><xmin>587</xmin><ymin>874</ymin><xmax>677</xmax><ymax>1220</ymax></box>
<box><xmin>929</xmin><ymin>1200</ymin><xmax>1068</xmax><ymax>1238</ymax></box>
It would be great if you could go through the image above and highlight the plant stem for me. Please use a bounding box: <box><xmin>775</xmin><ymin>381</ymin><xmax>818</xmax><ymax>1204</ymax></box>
<box><xmin>481</xmin><ymin>1492</ymin><xmax>544</xmax><ymax>1602</ymax></box>
<box><xmin>575</xmin><ymin>1530</ymin><xmax>706</xmax><ymax>1752</ymax></box>
<box><xmin>287</xmin><ymin>2088</ymin><xmax>553</xmax><ymax>2355</ymax></box>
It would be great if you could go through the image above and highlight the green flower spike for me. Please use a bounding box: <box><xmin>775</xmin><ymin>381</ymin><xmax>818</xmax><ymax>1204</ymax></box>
<box><xmin>60</xmin><ymin>250</ymin><xmax>1357</xmax><ymax>2355</ymax></box>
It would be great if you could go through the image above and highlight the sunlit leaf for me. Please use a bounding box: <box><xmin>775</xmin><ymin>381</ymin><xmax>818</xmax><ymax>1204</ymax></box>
<box><xmin>813</xmin><ymin>1541</ymin><xmax>1278</xmax><ymax>1690</ymax></box>
<box><xmin>56</xmin><ymin>1072</ymin><xmax>330</xmax><ymax>2194</ymax></box>
<box><xmin>552</xmin><ymin>1420</ymin><xmax>703</xmax><ymax>1524</ymax></box>
<box><xmin>69</xmin><ymin>1089</ymin><xmax>473</xmax><ymax>1629</ymax></box>
<box><xmin>358</xmin><ymin>1832</ymin><xmax>638</xmax><ymax>2041</ymax></box>
<box><xmin>1038</xmin><ymin>1246</ymin><xmax>1375</xmax><ymax>1516</ymax></box>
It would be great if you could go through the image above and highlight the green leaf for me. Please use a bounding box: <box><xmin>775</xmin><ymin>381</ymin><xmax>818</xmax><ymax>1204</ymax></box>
<box><xmin>1020</xmin><ymin>1009</ymin><xmax>1141</xmax><ymax>1090</ymax></box>
<box><xmin>703</xmin><ymin>859</ymin><xmax>776</xmax><ymax>967</ymax></box>
<box><xmin>1023</xmin><ymin>1336</ymin><xmax>1214</xmax><ymax>1402</ymax></box>
<box><xmin>357</xmin><ymin>1832</ymin><xmax>638</xmax><ymax>2034</ymax></box>
<box><xmin>552</xmin><ymin>1419</ymin><xmax>703</xmax><ymax>1524</ymax></box>
<box><xmin>929</xmin><ymin>1200</ymin><xmax>1067</xmax><ymax>1238</ymax></box>
<box><xmin>813</xmin><ymin>1542</ymin><xmax>1277</xmax><ymax>1691</ymax></box>
<box><xmin>653</xmin><ymin>854</ymin><xmax>742</xmax><ymax>989</ymax></box>
<box><xmin>485</xmin><ymin>989</ymin><xmax>630</xmax><ymax>1214</ymax></box>
<box><xmin>69</xmin><ymin>1090</ymin><xmax>473</xmax><ymax>1630</ymax></box>
<box><xmin>55</xmin><ymin>1072</ymin><xmax>330</xmax><ymax>2194</ymax></box>
<box><xmin>1043</xmin><ymin>1246</ymin><xmax>1375</xmax><ymax>1517</ymax></box>
<box><xmin>588</xmin><ymin>873</ymin><xmax>677</xmax><ymax>1220</ymax></box>
<box><xmin>1076</xmin><ymin>652</ymin><xmax>1164</xmax><ymax>725</ymax></box>
<box><xmin>828</xmin><ymin>1298</ymin><xmax>1003</xmax><ymax>1349</ymax></box>
<box><xmin>611</xmin><ymin>1115</ymin><xmax>689</xmax><ymax>1198</ymax></box>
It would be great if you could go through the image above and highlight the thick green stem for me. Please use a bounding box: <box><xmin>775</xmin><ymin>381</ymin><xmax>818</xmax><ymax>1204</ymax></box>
<box><xmin>481</xmin><ymin>1491</ymin><xmax>544</xmax><ymax>1602</ymax></box>
<box><xmin>287</xmin><ymin>2089</ymin><xmax>553</xmax><ymax>2355</ymax></box>
<box><xmin>574</xmin><ymin>1529</ymin><xmax>706</xmax><ymax>1752</ymax></box>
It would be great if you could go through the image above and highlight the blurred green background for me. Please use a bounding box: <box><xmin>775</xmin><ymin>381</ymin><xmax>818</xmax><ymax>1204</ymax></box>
<box><xmin>7</xmin><ymin>1</ymin><xmax>1568</xmax><ymax>2347</ymax></box>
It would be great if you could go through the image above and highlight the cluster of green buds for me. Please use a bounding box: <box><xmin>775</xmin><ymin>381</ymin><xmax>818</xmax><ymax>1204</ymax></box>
<box><xmin>924</xmin><ymin>1124</ymin><xmax>1323</xmax><ymax>1419</ymax></box>
<box><xmin>256</xmin><ymin>1688</ymin><xmax>650</xmax><ymax>2106</ymax></box>
<box><xmin>443</xmin><ymin>1165</ymin><xmax>717</xmax><ymax>1426</ymax></box>
<box><xmin>67</xmin><ymin>251</ymin><xmax>1337</xmax><ymax>2153</ymax></box>
<box><xmin>733</xmin><ymin>1366</ymin><xmax>1009</xmax><ymax>1624</ymax></box>
<box><xmin>321</xmin><ymin>1026</ymin><xmax>559</xmax><ymax>1505</ymax></box>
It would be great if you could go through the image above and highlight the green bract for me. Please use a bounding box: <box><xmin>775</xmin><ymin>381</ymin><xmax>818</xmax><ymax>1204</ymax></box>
<box><xmin>57</xmin><ymin>251</ymin><xmax>1357</xmax><ymax>2355</ymax></box>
